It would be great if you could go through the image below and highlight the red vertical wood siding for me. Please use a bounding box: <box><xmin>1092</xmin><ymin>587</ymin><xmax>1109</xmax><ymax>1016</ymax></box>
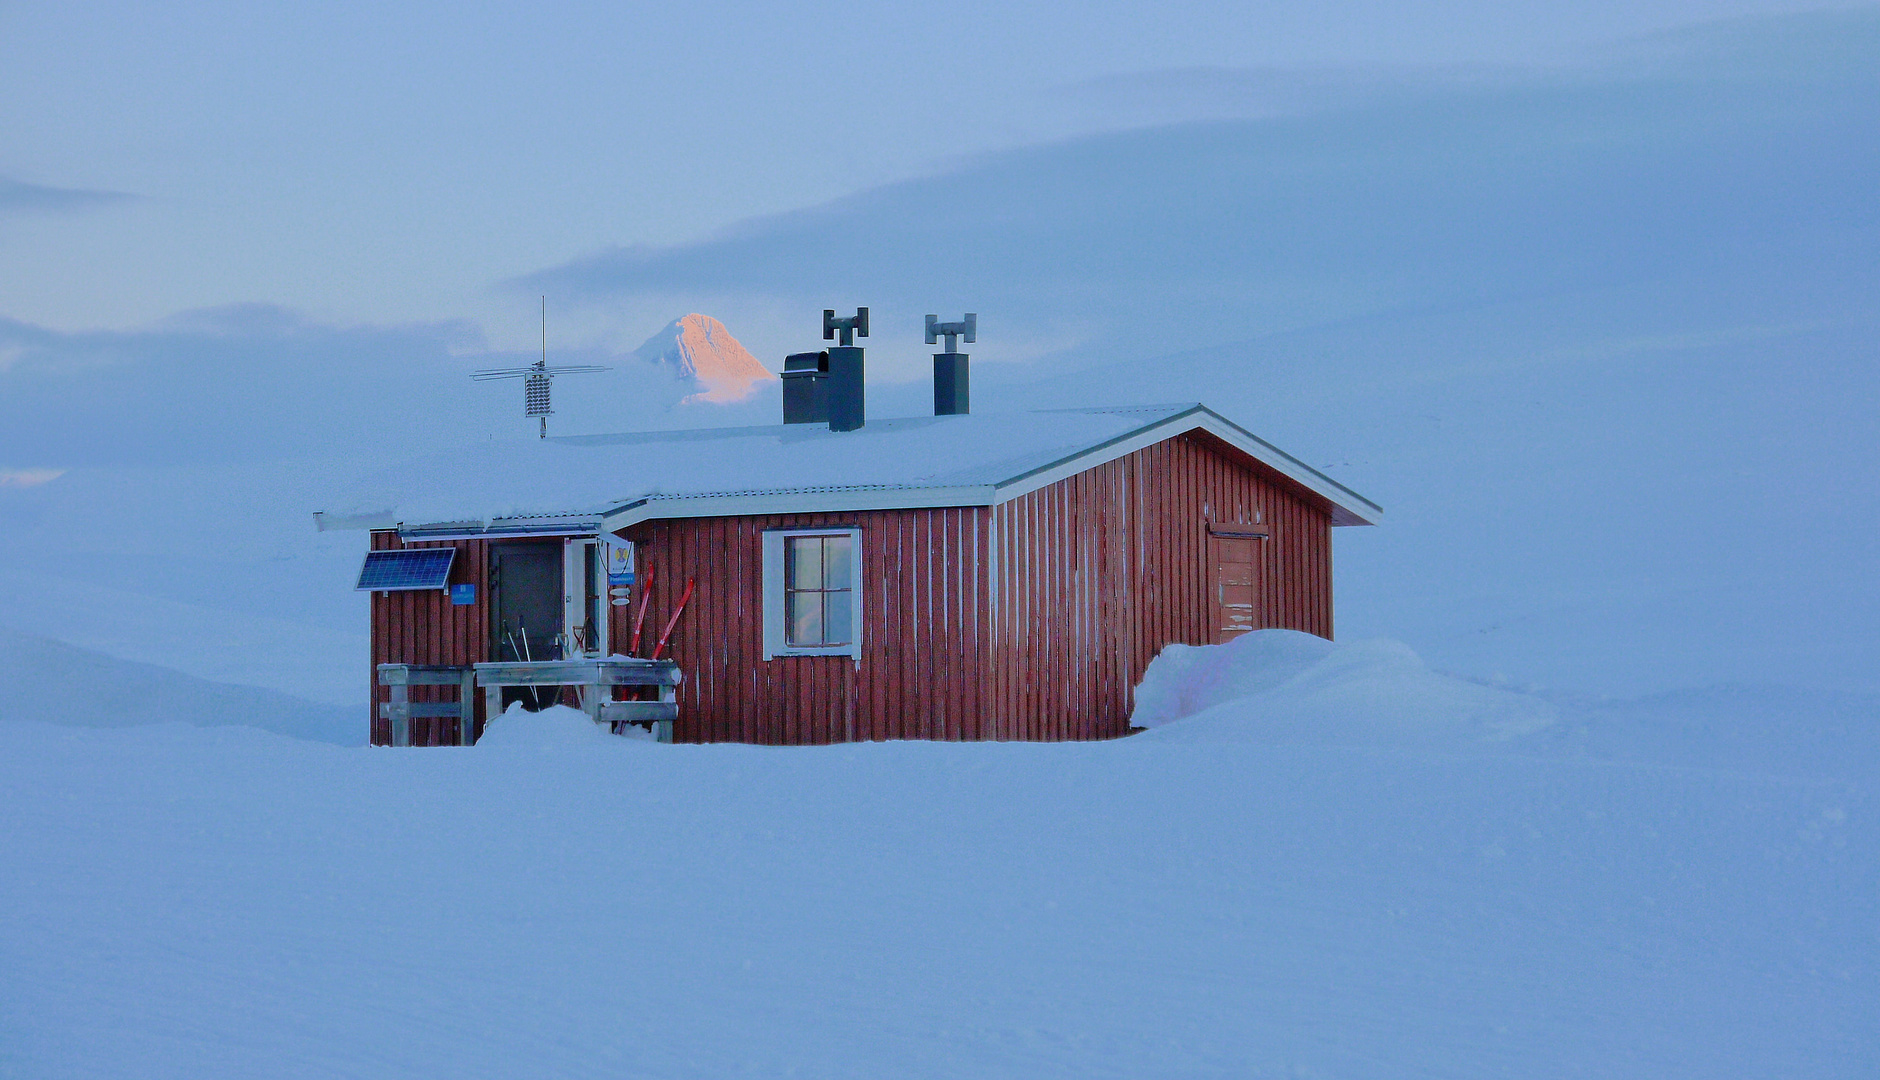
<box><xmin>618</xmin><ymin>511</ymin><xmax>932</xmax><ymax>747</ymax></box>
<box><xmin>983</xmin><ymin>433</ymin><xmax>1333</xmax><ymax>741</ymax></box>
<box><xmin>366</xmin><ymin>531</ymin><xmax>491</xmax><ymax>746</ymax></box>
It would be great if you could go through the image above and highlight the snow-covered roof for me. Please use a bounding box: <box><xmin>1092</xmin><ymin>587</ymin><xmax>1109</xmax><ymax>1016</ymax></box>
<box><xmin>313</xmin><ymin>403</ymin><xmax>1381</xmax><ymax>536</ymax></box>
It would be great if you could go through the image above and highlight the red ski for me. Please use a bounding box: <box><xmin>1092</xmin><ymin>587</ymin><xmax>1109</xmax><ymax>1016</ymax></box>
<box><xmin>628</xmin><ymin>565</ymin><xmax>657</xmax><ymax>656</ymax></box>
<box><xmin>649</xmin><ymin>577</ymin><xmax>696</xmax><ymax>661</ymax></box>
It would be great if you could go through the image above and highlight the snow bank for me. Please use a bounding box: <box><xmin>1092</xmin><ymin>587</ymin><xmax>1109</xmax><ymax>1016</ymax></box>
<box><xmin>1132</xmin><ymin>629</ymin><xmax>1557</xmax><ymax>746</ymax></box>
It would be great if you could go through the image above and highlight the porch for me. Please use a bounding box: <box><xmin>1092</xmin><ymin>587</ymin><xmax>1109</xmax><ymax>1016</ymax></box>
<box><xmin>377</xmin><ymin>657</ymin><xmax>681</xmax><ymax>746</ymax></box>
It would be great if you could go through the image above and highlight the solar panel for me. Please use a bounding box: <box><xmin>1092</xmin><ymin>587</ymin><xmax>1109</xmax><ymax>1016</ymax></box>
<box><xmin>355</xmin><ymin>548</ymin><xmax>456</xmax><ymax>592</ymax></box>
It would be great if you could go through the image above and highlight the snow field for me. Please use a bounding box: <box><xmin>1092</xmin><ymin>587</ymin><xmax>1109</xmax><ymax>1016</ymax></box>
<box><xmin>2</xmin><ymin>634</ymin><xmax>1873</xmax><ymax>1078</ymax></box>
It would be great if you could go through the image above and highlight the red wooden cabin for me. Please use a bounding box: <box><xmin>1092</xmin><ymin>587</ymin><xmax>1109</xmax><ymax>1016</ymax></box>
<box><xmin>318</xmin><ymin>402</ymin><xmax>1378</xmax><ymax>745</ymax></box>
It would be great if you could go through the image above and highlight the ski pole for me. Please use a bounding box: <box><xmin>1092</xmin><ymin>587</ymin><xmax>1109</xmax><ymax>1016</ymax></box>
<box><xmin>518</xmin><ymin>618</ymin><xmax>549</xmax><ymax>709</ymax></box>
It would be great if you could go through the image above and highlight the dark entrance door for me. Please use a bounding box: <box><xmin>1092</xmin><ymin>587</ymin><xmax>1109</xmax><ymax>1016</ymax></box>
<box><xmin>1208</xmin><ymin>533</ymin><xmax>1264</xmax><ymax>644</ymax></box>
<box><xmin>490</xmin><ymin>542</ymin><xmax>562</xmax><ymax>663</ymax></box>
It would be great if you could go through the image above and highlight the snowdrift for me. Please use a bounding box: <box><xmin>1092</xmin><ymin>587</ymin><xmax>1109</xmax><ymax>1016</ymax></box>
<box><xmin>1131</xmin><ymin>629</ymin><xmax>1557</xmax><ymax>746</ymax></box>
<box><xmin>473</xmin><ymin>703</ymin><xmax>656</xmax><ymax>748</ymax></box>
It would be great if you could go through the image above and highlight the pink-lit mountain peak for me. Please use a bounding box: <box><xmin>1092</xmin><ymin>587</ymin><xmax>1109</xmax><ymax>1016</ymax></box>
<box><xmin>630</xmin><ymin>313</ymin><xmax>774</xmax><ymax>404</ymax></box>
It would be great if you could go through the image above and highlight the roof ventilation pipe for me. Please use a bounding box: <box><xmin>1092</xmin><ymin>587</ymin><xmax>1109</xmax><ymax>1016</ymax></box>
<box><xmin>927</xmin><ymin>313</ymin><xmax>975</xmax><ymax>416</ymax></box>
<box><xmin>822</xmin><ymin>307</ymin><xmax>868</xmax><ymax>431</ymax></box>
<box><xmin>781</xmin><ymin>351</ymin><xmax>829</xmax><ymax>424</ymax></box>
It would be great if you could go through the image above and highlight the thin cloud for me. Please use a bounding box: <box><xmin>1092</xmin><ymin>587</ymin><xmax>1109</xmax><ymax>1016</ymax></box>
<box><xmin>0</xmin><ymin>310</ymin><xmax>487</xmax><ymax>466</ymax></box>
<box><xmin>515</xmin><ymin>7</ymin><xmax>1878</xmax><ymax>368</ymax></box>
<box><xmin>0</xmin><ymin>468</ymin><xmax>65</xmax><ymax>488</ymax></box>
<box><xmin>0</xmin><ymin>176</ymin><xmax>135</xmax><ymax>215</ymax></box>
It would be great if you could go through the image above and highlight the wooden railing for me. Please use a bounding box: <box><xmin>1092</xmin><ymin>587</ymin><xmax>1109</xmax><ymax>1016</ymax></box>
<box><xmin>377</xmin><ymin>658</ymin><xmax>682</xmax><ymax>746</ymax></box>
<box><xmin>377</xmin><ymin>665</ymin><xmax>478</xmax><ymax>747</ymax></box>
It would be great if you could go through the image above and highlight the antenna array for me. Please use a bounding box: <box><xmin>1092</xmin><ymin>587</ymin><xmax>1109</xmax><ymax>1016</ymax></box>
<box><xmin>472</xmin><ymin>298</ymin><xmax>608</xmax><ymax>437</ymax></box>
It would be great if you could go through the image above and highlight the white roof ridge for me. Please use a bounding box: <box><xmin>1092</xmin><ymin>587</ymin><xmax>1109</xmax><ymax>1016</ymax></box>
<box><xmin>550</xmin><ymin>404</ymin><xmax>1198</xmax><ymax>447</ymax></box>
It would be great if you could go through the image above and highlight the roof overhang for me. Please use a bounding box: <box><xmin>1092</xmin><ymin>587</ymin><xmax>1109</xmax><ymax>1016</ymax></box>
<box><xmin>600</xmin><ymin>485</ymin><xmax>996</xmax><ymax>534</ymax></box>
<box><xmin>397</xmin><ymin>518</ymin><xmax>603</xmax><ymax>542</ymax></box>
<box><xmin>311</xmin><ymin>511</ymin><xmax>604</xmax><ymax>541</ymax></box>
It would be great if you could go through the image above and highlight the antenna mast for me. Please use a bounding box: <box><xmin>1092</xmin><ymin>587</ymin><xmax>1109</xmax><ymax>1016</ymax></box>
<box><xmin>471</xmin><ymin>297</ymin><xmax>609</xmax><ymax>438</ymax></box>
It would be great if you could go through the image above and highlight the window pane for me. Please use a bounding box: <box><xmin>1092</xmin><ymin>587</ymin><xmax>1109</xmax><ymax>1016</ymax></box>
<box><xmin>788</xmin><ymin>590</ymin><xmax>824</xmax><ymax>646</ymax></box>
<box><xmin>787</xmin><ymin>536</ymin><xmax>822</xmax><ymax>589</ymax></box>
<box><xmin>823</xmin><ymin>591</ymin><xmax>853</xmax><ymax>646</ymax></box>
<box><xmin>823</xmin><ymin>534</ymin><xmax>852</xmax><ymax>589</ymax></box>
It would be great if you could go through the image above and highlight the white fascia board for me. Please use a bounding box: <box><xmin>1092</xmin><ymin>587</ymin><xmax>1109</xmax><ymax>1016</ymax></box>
<box><xmin>990</xmin><ymin>405</ymin><xmax>1383</xmax><ymax>525</ymax></box>
<box><xmin>1190</xmin><ymin>409</ymin><xmax>1383</xmax><ymax>525</ymax></box>
<box><xmin>398</xmin><ymin>518</ymin><xmax>602</xmax><ymax>542</ymax></box>
<box><xmin>601</xmin><ymin>485</ymin><xmax>996</xmax><ymax>532</ymax></box>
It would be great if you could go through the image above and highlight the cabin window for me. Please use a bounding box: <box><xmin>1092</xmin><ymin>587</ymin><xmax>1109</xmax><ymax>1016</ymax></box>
<box><xmin>762</xmin><ymin>527</ymin><xmax>862</xmax><ymax>659</ymax></box>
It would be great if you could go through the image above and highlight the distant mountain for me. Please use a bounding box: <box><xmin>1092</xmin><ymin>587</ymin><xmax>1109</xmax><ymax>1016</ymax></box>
<box><xmin>628</xmin><ymin>313</ymin><xmax>775</xmax><ymax>403</ymax></box>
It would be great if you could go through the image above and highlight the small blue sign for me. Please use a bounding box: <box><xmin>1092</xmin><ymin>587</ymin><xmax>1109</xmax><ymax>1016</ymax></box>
<box><xmin>607</xmin><ymin>541</ymin><xmax>635</xmax><ymax>588</ymax></box>
<box><xmin>450</xmin><ymin>583</ymin><xmax>476</xmax><ymax>606</ymax></box>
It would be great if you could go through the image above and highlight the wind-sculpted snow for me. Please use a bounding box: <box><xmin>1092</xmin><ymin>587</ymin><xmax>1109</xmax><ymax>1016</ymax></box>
<box><xmin>2</xmin><ymin>661</ymin><xmax>1874</xmax><ymax>1078</ymax></box>
<box><xmin>1132</xmin><ymin>629</ymin><xmax>1557</xmax><ymax>746</ymax></box>
<box><xmin>473</xmin><ymin>703</ymin><xmax>654</xmax><ymax>748</ymax></box>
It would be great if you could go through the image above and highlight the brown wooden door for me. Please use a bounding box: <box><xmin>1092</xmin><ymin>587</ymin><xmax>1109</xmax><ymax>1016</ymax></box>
<box><xmin>1209</xmin><ymin>534</ymin><xmax>1263</xmax><ymax>643</ymax></box>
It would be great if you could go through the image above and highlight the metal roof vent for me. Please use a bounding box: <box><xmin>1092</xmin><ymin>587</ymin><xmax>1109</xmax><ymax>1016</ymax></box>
<box><xmin>781</xmin><ymin>350</ymin><xmax>830</xmax><ymax>424</ymax></box>
<box><xmin>821</xmin><ymin>307</ymin><xmax>868</xmax><ymax>432</ymax></box>
<box><xmin>926</xmin><ymin>313</ymin><xmax>976</xmax><ymax>416</ymax></box>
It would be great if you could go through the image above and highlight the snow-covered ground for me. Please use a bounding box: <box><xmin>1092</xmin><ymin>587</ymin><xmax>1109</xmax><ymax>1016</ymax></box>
<box><xmin>3</xmin><ymin>632</ymin><xmax>1872</xmax><ymax>1078</ymax></box>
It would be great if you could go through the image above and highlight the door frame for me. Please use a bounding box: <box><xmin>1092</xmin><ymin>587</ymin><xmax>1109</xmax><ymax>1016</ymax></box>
<box><xmin>488</xmin><ymin>540</ymin><xmax>566</xmax><ymax>662</ymax></box>
<box><xmin>1206</xmin><ymin>521</ymin><xmax>1269</xmax><ymax>644</ymax></box>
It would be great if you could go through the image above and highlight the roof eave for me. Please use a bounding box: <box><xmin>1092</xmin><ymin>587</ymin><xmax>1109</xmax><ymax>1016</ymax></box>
<box><xmin>600</xmin><ymin>484</ymin><xmax>998</xmax><ymax>533</ymax></box>
<box><xmin>989</xmin><ymin>405</ymin><xmax>1382</xmax><ymax>525</ymax></box>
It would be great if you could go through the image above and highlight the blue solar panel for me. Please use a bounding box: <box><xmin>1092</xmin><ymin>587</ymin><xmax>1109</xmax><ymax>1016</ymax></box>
<box><xmin>355</xmin><ymin>548</ymin><xmax>456</xmax><ymax>591</ymax></box>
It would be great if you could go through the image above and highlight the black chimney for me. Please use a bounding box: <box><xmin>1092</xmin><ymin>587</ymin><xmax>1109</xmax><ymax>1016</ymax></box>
<box><xmin>781</xmin><ymin>351</ymin><xmax>828</xmax><ymax>424</ymax></box>
<box><xmin>822</xmin><ymin>307</ymin><xmax>868</xmax><ymax>432</ymax></box>
<box><xmin>927</xmin><ymin>313</ymin><xmax>976</xmax><ymax>416</ymax></box>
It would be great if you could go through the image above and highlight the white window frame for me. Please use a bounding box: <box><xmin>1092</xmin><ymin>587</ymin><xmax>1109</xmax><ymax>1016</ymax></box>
<box><xmin>763</xmin><ymin>527</ymin><xmax>863</xmax><ymax>660</ymax></box>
